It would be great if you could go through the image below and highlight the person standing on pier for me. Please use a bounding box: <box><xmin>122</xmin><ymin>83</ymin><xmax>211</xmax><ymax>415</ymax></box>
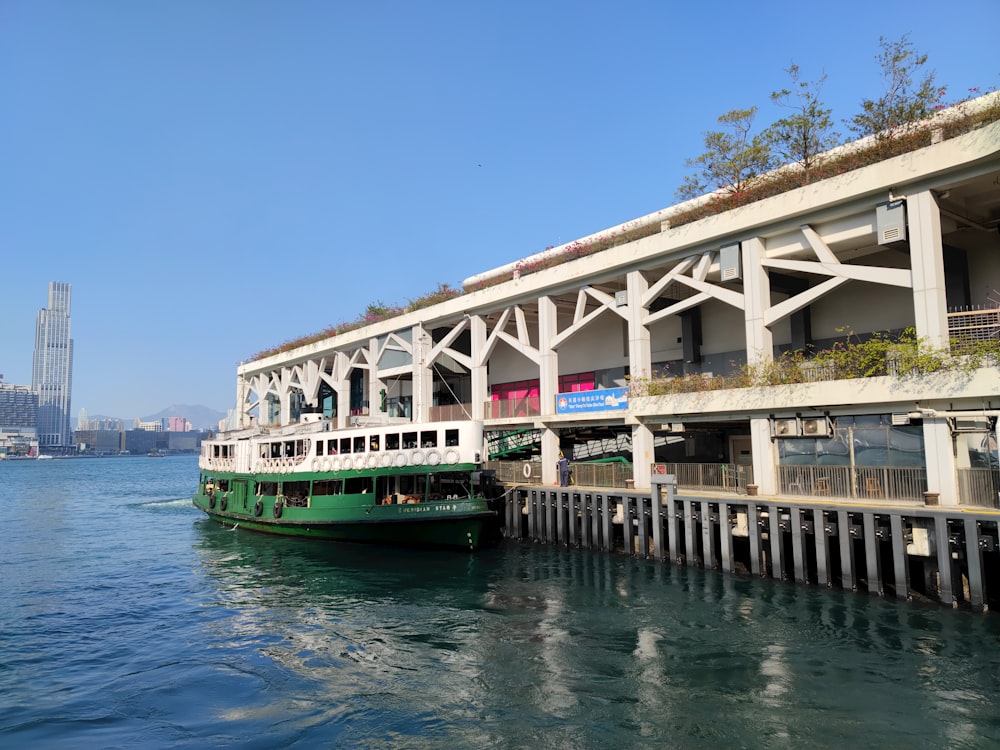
<box><xmin>557</xmin><ymin>452</ymin><xmax>570</xmax><ymax>486</ymax></box>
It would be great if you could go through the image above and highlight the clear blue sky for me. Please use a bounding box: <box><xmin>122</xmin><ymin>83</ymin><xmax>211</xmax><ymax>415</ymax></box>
<box><xmin>2</xmin><ymin>1</ymin><xmax>997</xmax><ymax>420</ymax></box>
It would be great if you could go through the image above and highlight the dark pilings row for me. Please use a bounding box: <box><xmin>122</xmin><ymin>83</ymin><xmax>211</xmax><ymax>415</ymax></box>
<box><xmin>502</xmin><ymin>475</ymin><xmax>1000</xmax><ymax>612</ymax></box>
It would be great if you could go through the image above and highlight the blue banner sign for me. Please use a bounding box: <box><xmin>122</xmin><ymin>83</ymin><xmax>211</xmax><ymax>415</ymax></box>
<box><xmin>556</xmin><ymin>387</ymin><xmax>628</xmax><ymax>414</ymax></box>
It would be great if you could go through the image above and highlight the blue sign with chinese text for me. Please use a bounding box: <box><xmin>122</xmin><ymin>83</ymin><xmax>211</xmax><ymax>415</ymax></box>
<box><xmin>556</xmin><ymin>387</ymin><xmax>628</xmax><ymax>414</ymax></box>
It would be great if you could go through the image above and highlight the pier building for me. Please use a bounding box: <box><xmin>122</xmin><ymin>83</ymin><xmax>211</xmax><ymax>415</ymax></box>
<box><xmin>227</xmin><ymin>95</ymin><xmax>1000</xmax><ymax>608</ymax></box>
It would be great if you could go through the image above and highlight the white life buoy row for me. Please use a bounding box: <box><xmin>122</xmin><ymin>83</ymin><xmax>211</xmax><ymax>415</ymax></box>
<box><xmin>292</xmin><ymin>447</ymin><xmax>466</xmax><ymax>473</ymax></box>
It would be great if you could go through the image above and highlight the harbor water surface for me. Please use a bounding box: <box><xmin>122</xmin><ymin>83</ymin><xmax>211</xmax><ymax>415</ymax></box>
<box><xmin>3</xmin><ymin>456</ymin><xmax>1000</xmax><ymax>748</ymax></box>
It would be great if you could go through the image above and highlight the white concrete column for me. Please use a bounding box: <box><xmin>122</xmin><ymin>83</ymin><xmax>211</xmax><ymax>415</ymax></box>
<box><xmin>236</xmin><ymin>375</ymin><xmax>249</xmax><ymax>428</ymax></box>
<box><xmin>626</xmin><ymin>271</ymin><xmax>651</xmax><ymax>379</ymax></box>
<box><xmin>924</xmin><ymin>417</ymin><xmax>959</xmax><ymax>505</ymax></box>
<box><xmin>411</xmin><ymin>324</ymin><xmax>433</xmax><ymax>422</ymax></box>
<box><xmin>336</xmin><ymin>377</ymin><xmax>351</xmax><ymax>429</ymax></box>
<box><xmin>908</xmin><ymin>190</ymin><xmax>949</xmax><ymax>348</ymax></box>
<box><xmin>470</xmin><ymin>315</ymin><xmax>488</xmax><ymax>420</ymax></box>
<box><xmin>538</xmin><ymin>296</ymin><xmax>559</xmax><ymax>417</ymax></box>
<box><xmin>742</xmin><ymin>237</ymin><xmax>773</xmax><ymax>365</ymax></box>
<box><xmin>279</xmin><ymin>368</ymin><xmax>292</xmax><ymax>425</ymax></box>
<box><xmin>538</xmin><ymin>296</ymin><xmax>559</xmax><ymax>485</ymax></box>
<box><xmin>631</xmin><ymin>421</ymin><xmax>654</xmax><ymax>489</ymax></box>
<box><xmin>541</xmin><ymin>427</ymin><xmax>561</xmax><ymax>487</ymax></box>
<box><xmin>626</xmin><ymin>271</ymin><xmax>654</xmax><ymax>488</ymax></box>
<box><xmin>367</xmin><ymin>338</ymin><xmax>384</xmax><ymax>421</ymax></box>
<box><xmin>749</xmin><ymin>417</ymin><xmax>779</xmax><ymax>495</ymax></box>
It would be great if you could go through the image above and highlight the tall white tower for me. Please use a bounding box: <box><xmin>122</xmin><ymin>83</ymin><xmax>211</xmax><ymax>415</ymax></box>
<box><xmin>32</xmin><ymin>282</ymin><xmax>74</xmax><ymax>449</ymax></box>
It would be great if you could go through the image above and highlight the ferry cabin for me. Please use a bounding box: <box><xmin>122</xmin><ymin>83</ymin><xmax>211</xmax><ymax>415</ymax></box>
<box><xmin>198</xmin><ymin>419</ymin><xmax>484</xmax><ymax>511</ymax></box>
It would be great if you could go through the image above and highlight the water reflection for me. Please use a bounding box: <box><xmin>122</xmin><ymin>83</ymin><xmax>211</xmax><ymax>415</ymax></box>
<box><xmin>189</xmin><ymin>522</ymin><xmax>1000</xmax><ymax>747</ymax></box>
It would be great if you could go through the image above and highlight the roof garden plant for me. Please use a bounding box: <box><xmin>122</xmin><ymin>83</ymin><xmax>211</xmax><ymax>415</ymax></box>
<box><xmin>627</xmin><ymin>329</ymin><xmax>1000</xmax><ymax>398</ymax></box>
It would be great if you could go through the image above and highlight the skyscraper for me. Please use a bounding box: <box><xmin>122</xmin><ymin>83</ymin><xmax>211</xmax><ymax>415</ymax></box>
<box><xmin>32</xmin><ymin>282</ymin><xmax>74</xmax><ymax>448</ymax></box>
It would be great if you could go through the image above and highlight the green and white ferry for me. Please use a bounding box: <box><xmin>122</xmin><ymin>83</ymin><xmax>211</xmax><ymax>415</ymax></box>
<box><xmin>192</xmin><ymin>417</ymin><xmax>497</xmax><ymax>550</ymax></box>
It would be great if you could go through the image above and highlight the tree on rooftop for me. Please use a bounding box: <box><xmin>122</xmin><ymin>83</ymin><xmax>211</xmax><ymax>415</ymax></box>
<box><xmin>766</xmin><ymin>64</ymin><xmax>839</xmax><ymax>174</ymax></box>
<box><xmin>848</xmin><ymin>34</ymin><xmax>944</xmax><ymax>138</ymax></box>
<box><xmin>676</xmin><ymin>106</ymin><xmax>775</xmax><ymax>201</ymax></box>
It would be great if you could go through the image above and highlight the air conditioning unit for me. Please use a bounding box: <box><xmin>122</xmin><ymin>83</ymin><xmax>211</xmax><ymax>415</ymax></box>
<box><xmin>876</xmin><ymin>200</ymin><xmax>907</xmax><ymax>246</ymax></box>
<box><xmin>720</xmin><ymin>243</ymin><xmax>741</xmax><ymax>281</ymax></box>
<box><xmin>773</xmin><ymin>418</ymin><xmax>798</xmax><ymax>437</ymax></box>
<box><xmin>801</xmin><ymin>417</ymin><xmax>831</xmax><ymax>437</ymax></box>
<box><xmin>891</xmin><ymin>413</ymin><xmax>911</xmax><ymax>426</ymax></box>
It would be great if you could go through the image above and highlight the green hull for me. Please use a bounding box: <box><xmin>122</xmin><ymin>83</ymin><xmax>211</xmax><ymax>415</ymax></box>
<box><xmin>192</xmin><ymin>480</ymin><xmax>495</xmax><ymax>551</ymax></box>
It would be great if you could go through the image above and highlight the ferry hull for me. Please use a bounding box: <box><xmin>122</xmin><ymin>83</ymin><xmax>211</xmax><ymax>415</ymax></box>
<box><xmin>192</xmin><ymin>488</ymin><xmax>495</xmax><ymax>550</ymax></box>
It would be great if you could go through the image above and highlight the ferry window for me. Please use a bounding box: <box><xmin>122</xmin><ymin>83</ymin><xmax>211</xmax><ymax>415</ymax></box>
<box><xmin>340</xmin><ymin>437</ymin><xmax>352</xmax><ymax>454</ymax></box>
<box><xmin>257</xmin><ymin>481</ymin><xmax>278</xmax><ymax>496</ymax></box>
<box><xmin>313</xmin><ymin>479</ymin><xmax>342</xmax><ymax>496</ymax></box>
<box><xmin>327</xmin><ymin>439</ymin><xmax>338</xmax><ymax>455</ymax></box>
<box><xmin>344</xmin><ymin>477</ymin><xmax>374</xmax><ymax>494</ymax></box>
<box><xmin>212</xmin><ymin>445</ymin><xmax>220</xmax><ymax>458</ymax></box>
<box><xmin>385</xmin><ymin>433</ymin><xmax>400</xmax><ymax>450</ymax></box>
<box><xmin>284</xmin><ymin>441</ymin><xmax>295</xmax><ymax>457</ymax></box>
<box><xmin>259</xmin><ymin>446</ymin><xmax>268</xmax><ymax>459</ymax></box>
<box><xmin>282</xmin><ymin>481</ymin><xmax>310</xmax><ymax>506</ymax></box>
<box><xmin>353</xmin><ymin>436</ymin><xmax>366</xmax><ymax>453</ymax></box>
<box><xmin>403</xmin><ymin>431</ymin><xmax>417</xmax><ymax>449</ymax></box>
<box><xmin>445</xmin><ymin>429</ymin><xmax>459</xmax><ymax>447</ymax></box>
<box><xmin>421</xmin><ymin>430</ymin><xmax>438</xmax><ymax>448</ymax></box>
<box><xmin>270</xmin><ymin>443</ymin><xmax>282</xmax><ymax>458</ymax></box>
<box><xmin>216</xmin><ymin>479</ymin><xmax>231</xmax><ymax>491</ymax></box>
<box><xmin>370</xmin><ymin>435</ymin><xmax>380</xmax><ymax>451</ymax></box>
<box><xmin>295</xmin><ymin>440</ymin><xmax>304</xmax><ymax>456</ymax></box>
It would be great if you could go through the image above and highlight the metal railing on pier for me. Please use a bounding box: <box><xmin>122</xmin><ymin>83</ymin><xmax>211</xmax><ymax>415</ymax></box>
<box><xmin>778</xmin><ymin>465</ymin><xmax>927</xmax><ymax>503</ymax></box>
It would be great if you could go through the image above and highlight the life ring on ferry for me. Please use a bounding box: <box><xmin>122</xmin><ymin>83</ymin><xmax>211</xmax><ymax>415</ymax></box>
<box><xmin>380</xmin><ymin>453</ymin><xmax>393</xmax><ymax>468</ymax></box>
<box><xmin>311</xmin><ymin>459</ymin><xmax>320</xmax><ymax>472</ymax></box>
<box><xmin>253</xmin><ymin>499</ymin><xmax>263</xmax><ymax>517</ymax></box>
<box><xmin>367</xmin><ymin>454</ymin><xmax>379</xmax><ymax>469</ymax></box>
<box><xmin>444</xmin><ymin>449</ymin><xmax>460</xmax><ymax>465</ymax></box>
<box><xmin>322</xmin><ymin>458</ymin><xmax>331</xmax><ymax>472</ymax></box>
<box><xmin>332</xmin><ymin>458</ymin><xmax>342</xmax><ymax>472</ymax></box>
<box><xmin>411</xmin><ymin>450</ymin><xmax>425</xmax><ymax>466</ymax></box>
<box><xmin>522</xmin><ymin>462</ymin><xmax>533</xmax><ymax>479</ymax></box>
<box><xmin>395</xmin><ymin>452</ymin><xmax>408</xmax><ymax>467</ymax></box>
<box><xmin>426</xmin><ymin>449</ymin><xmax>441</xmax><ymax>466</ymax></box>
<box><xmin>220</xmin><ymin>495</ymin><xmax>228</xmax><ymax>512</ymax></box>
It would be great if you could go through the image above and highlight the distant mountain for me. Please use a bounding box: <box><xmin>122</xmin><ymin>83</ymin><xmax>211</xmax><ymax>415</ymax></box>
<box><xmin>142</xmin><ymin>405</ymin><xmax>227</xmax><ymax>430</ymax></box>
<box><xmin>79</xmin><ymin>404</ymin><xmax>227</xmax><ymax>431</ymax></box>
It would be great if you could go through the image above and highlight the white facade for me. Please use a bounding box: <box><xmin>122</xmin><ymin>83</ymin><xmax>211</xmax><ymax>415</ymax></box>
<box><xmin>231</xmin><ymin>98</ymin><xmax>1000</xmax><ymax>506</ymax></box>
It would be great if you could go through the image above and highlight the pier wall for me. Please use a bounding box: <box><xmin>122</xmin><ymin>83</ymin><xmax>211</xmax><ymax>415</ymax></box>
<box><xmin>501</xmin><ymin>475</ymin><xmax>1000</xmax><ymax>613</ymax></box>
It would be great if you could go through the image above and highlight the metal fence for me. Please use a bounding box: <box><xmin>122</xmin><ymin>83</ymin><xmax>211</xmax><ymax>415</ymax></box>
<box><xmin>778</xmin><ymin>465</ymin><xmax>927</xmax><ymax>502</ymax></box>
<box><xmin>484</xmin><ymin>396</ymin><xmax>542</xmax><ymax>420</ymax></box>
<box><xmin>656</xmin><ymin>462</ymin><xmax>753</xmax><ymax>494</ymax></box>
<box><xmin>958</xmin><ymin>468</ymin><xmax>1000</xmax><ymax>508</ymax></box>
<box><xmin>428</xmin><ymin>403</ymin><xmax>475</xmax><ymax>422</ymax></box>
<box><xmin>485</xmin><ymin>459</ymin><xmax>634</xmax><ymax>488</ymax></box>
<box><xmin>490</xmin><ymin>459</ymin><xmax>997</xmax><ymax>507</ymax></box>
